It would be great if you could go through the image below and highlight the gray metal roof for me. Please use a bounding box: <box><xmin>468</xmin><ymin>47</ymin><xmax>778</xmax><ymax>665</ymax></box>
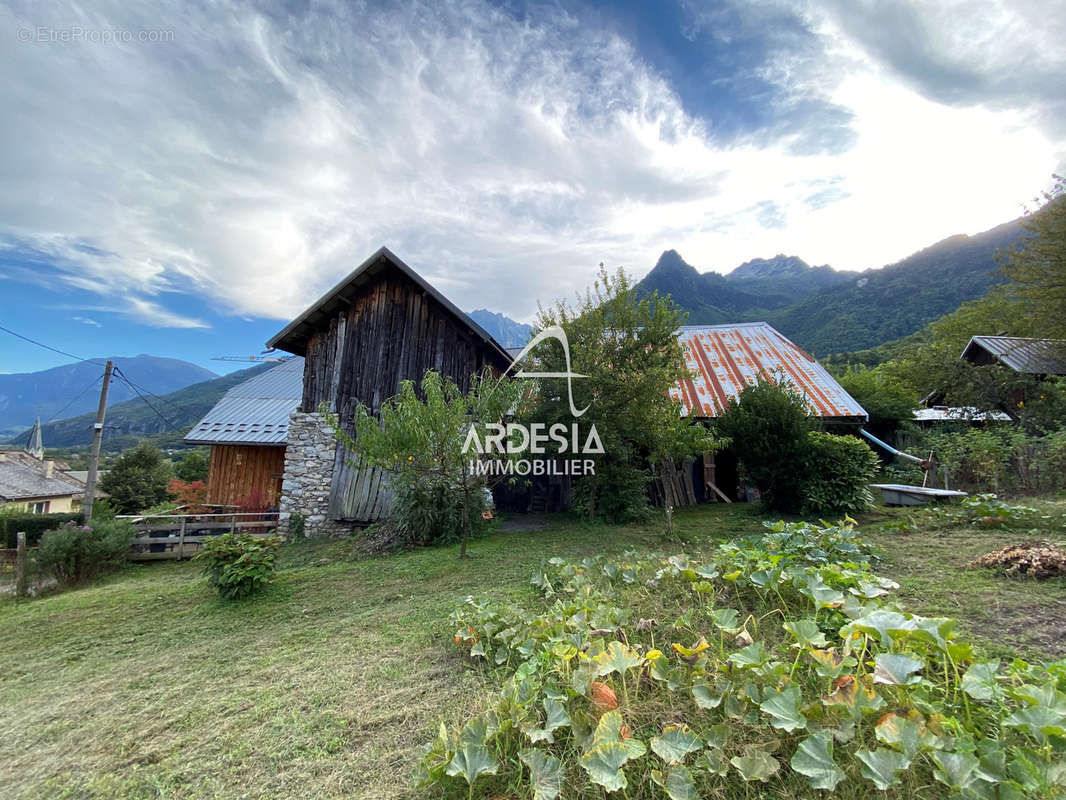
<box><xmin>184</xmin><ymin>357</ymin><xmax>304</xmax><ymax>445</ymax></box>
<box><xmin>962</xmin><ymin>336</ymin><xmax>1066</xmax><ymax>375</ymax></box>
<box><xmin>266</xmin><ymin>247</ymin><xmax>512</xmax><ymax>367</ymax></box>
<box><xmin>0</xmin><ymin>458</ymin><xmax>85</xmax><ymax>502</ymax></box>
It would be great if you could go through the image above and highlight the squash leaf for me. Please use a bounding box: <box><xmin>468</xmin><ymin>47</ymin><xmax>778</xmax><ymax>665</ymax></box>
<box><xmin>594</xmin><ymin>641</ymin><xmax>644</xmax><ymax>677</ymax></box>
<box><xmin>759</xmin><ymin>685</ymin><xmax>807</xmax><ymax>732</ymax></box>
<box><xmin>790</xmin><ymin>730</ymin><xmax>845</xmax><ymax>791</ymax></box>
<box><xmin>873</xmin><ymin>653</ymin><xmax>924</xmax><ymax>686</ymax></box>
<box><xmin>650</xmin><ymin>725</ymin><xmax>703</xmax><ymax>764</ymax></box>
<box><xmin>650</xmin><ymin>765</ymin><xmax>700</xmax><ymax>800</ymax></box>
<box><xmin>445</xmin><ymin>743</ymin><xmax>498</xmax><ymax>786</ymax></box>
<box><xmin>730</xmin><ymin>748</ymin><xmax>779</xmax><ymax>782</ymax></box>
<box><xmin>520</xmin><ymin>748</ymin><xmax>564</xmax><ymax>800</ymax></box>
<box><xmin>856</xmin><ymin>748</ymin><xmax>909</xmax><ymax>790</ymax></box>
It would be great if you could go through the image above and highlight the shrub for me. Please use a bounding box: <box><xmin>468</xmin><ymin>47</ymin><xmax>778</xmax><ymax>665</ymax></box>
<box><xmin>391</xmin><ymin>475</ymin><xmax>492</xmax><ymax>547</ymax></box>
<box><xmin>37</xmin><ymin>518</ymin><xmax>134</xmax><ymax>585</ymax></box>
<box><xmin>99</xmin><ymin>441</ymin><xmax>173</xmax><ymax>513</ymax></box>
<box><xmin>194</xmin><ymin>532</ymin><xmax>280</xmax><ymax>600</ymax></box>
<box><xmin>715</xmin><ymin>380</ymin><xmax>812</xmax><ymax>512</ymax></box>
<box><xmin>0</xmin><ymin>511</ymin><xmax>82</xmax><ymax>548</ymax></box>
<box><xmin>571</xmin><ymin>461</ymin><xmax>650</xmax><ymax>523</ymax></box>
<box><xmin>167</xmin><ymin>479</ymin><xmax>208</xmax><ymax>513</ymax></box>
<box><xmin>800</xmin><ymin>432</ymin><xmax>880</xmax><ymax>515</ymax></box>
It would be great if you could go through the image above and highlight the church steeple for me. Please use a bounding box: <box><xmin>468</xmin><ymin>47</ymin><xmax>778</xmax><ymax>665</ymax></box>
<box><xmin>25</xmin><ymin>417</ymin><xmax>43</xmax><ymax>460</ymax></box>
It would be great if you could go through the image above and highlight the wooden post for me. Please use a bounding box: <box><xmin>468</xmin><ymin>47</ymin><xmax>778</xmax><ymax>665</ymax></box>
<box><xmin>230</xmin><ymin>513</ymin><xmax>237</xmax><ymax>534</ymax></box>
<box><xmin>177</xmin><ymin>517</ymin><xmax>187</xmax><ymax>560</ymax></box>
<box><xmin>15</xmin><ymin>531</ymin><xmax>27</xmax><ymax>598</ymax></box>
<box><xmin>83</xmin><ymin>360</ymin><xmax>114</xmax><ymax>522</ymax></box>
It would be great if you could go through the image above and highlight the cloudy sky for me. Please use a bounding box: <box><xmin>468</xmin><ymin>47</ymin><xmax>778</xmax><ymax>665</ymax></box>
<box><xmin>1</xmin><ymin>0</ymin><xmax>1064</xmax><ymax>375</ymax></box>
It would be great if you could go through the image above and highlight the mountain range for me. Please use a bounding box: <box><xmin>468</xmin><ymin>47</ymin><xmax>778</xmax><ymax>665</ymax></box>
<box><xmin>468</xmin><ymin>308</ymin><xmax>533</xmax><ymax>348</ymax></box>
<box><xmin>0</xmin><ymin>355</ymin><xmax>217</xmax><ymax>437</ymax></box>
<box><xmin>636</xmin><ymin>217</ymin><xmax>1026</xmax><ymax>354</ymax></box>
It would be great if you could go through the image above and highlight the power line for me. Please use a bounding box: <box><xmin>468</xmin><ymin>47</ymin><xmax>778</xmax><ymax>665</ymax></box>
<box><xmin>112</xmin><ymin>366</ymin><xmax>173</xmax><ymax>429</ymax></box>
<box><xmin>46</xmin><ymin>374</ymin><xmax>105</xmax><ymax>423</ymax></box>
<box><xmin>0</xmin><ymin>324</ymin><xmax>106</xmax><ymax>367</ymax></box>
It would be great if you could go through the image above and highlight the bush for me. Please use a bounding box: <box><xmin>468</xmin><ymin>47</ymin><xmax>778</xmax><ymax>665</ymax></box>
<box><xmin>99</xmin><ymin>441</ymin><xmax>173</xmax><ymax>514</ymax></box>
<box><xmin>194</xmin><ymin>532</ymin><xmax>280</xmax><ymax>599</ymax></box>
<box><xmin>800</xmin><ymin>432</ymin><xmax>880</xmax><ymax>515</ymax></box>
<box><xmin>391</xmin><ymin>475</ymin><xmax>492</xmax><ymax>547</ymax></box>
<box><xmin>37</xmin><ymin>518</ymin><xmax>134</xmax><ymax>585</ymax></box>
<box><xmin>571</xmin><ymin>461</ymin><xmax>650</xmax><ymax>523</ymax></box>
<box><xmin>716</xmin><ymin>381</ymin><xmax>812</xmax><ymax>512</ymax></box>
<box><xmin>0</xmin><ymin>511</ymin><xmax>82</xmax><ymax>548</ymax></box>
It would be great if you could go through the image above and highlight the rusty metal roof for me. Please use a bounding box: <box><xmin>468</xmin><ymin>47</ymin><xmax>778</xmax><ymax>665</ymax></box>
<box><xmin>669</xmin><ymin>323</ymin><xmax>867</xmax><ymax>420</ymax></box>
<box><xmin>184</xmin><ymin>358</ymin><xmax>304</xmax><ymax>445</ymax></box>
<box><xmin>962</xmin><ymin>336</ymin><xmax>1066</xmax><ymax>375</ymax></box>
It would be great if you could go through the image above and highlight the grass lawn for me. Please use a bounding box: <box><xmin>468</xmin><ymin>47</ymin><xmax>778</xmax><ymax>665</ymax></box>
<box><xmin>2</xmin><ymin>501</ymin><xmax>1064</xmax><ymax>799</ymax></box>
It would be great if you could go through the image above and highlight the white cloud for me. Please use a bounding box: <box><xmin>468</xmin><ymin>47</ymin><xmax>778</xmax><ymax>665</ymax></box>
<box><xmin>0</xmin><ymin>0</ymin><xmax>1062</xmax><ymax>329</ymax></box>
<box><xmin>72</xmin><ymin>316</ymin><xmax>102</xmax><ymax>327</ymax></box>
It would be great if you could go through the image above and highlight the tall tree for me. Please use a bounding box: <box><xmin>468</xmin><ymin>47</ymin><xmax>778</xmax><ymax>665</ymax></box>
<box><xmin>98</xmin><ymin>441</ymin><xmax>173</xmax><ymax>514</ymax></box>
<box><xmin>532</xmin><ymin>266</ymin><xmax>716</xmax><ymax>521</ymax></box>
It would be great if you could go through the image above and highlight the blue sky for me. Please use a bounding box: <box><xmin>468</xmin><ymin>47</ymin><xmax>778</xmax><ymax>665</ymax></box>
<box><xmin>1</xmin><ymin>0</ymin><xmax>1064</xmax><ymax>377</ymax></box>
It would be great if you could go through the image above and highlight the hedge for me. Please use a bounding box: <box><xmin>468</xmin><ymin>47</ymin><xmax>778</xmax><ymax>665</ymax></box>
<box><xmin>0</xmin><ymin>512</ymin><xmax>83</xmax><ymax>548</ymax></box>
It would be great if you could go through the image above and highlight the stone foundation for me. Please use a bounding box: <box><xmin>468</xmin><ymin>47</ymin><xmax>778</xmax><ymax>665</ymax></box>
<box><xmin>278</xmin><ymin>411</ymin><xmax>359</xmax><ymax>538</ymax></box>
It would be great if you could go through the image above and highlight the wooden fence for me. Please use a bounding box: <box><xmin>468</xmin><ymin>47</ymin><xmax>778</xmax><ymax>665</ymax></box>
<box><xmin>119</xmin><ymin>512</ymin><xmax>281</xmax><ymax>561</ymax></box>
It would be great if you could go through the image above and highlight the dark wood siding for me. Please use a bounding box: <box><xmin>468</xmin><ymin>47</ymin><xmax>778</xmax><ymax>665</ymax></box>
<box><xmin>294</xmin><ymin>267</ymin><xmax>507</xmax><ymax>522</ymax></box>
<box><xmin>207</xmin><ymin>445</ymin><xmax>286</xmax><ymax>508</ymax></box>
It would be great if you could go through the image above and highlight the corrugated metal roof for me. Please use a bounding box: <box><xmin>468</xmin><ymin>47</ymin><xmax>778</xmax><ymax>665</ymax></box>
<box><xmin>184</xmin><ymin>357</ymin><xmax>304</xmax><ymax>445</ymax></box>
<box><xmin>669</xmin><ymin>323</ymin><xmax>867</xmax><ymax>420</ymax></box>
<box><xmin>962</xmin><ymin>336</ymin><xmax>1066</xmax><ymax>375</ymax></box>
<box><xmin>0</xmin><ymin>459</ymin><xmax>85</xmax><ymax>501</ymax></box>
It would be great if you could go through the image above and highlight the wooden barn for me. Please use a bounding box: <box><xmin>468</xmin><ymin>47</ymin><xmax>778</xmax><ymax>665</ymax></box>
<box><xmin>184</xmin><ymin>357</ymin><xmax>304</xmax><ymax>509</ymax></box>
<box><xmin>266</xmin><ymin>247</ymin><xmax>512</xmax><ymax>534</ymax></box>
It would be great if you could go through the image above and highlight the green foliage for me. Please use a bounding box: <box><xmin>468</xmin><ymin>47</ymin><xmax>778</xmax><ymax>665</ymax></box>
<box><xmin>570</xmin><ymin>461</ymin><xmax>650</xmax><ymax>524</ymax></box>
<box><xmin>194</xmin><ymin>532</ymin><xmax>280</xmax><ymax>600</ymax></box>
<box><xmin>98</xmin><ymin>441</ymin><xmax>173</xmax><ymax>514</ymax></box>
<box><xmin>715</xmin><ymin>380</ymin><xmax>811</xmax><ymax>512</ymax></box>
<box><xmin>37</xmin><ymin>518</ymin><xmax>134</xmax><ymax>585</ymax></box>
<box><xmin>1001</xmin><ymin>181</ymin><xmax>1066</xmax><ymax>339</ymax></box>
<box><xmin>287</xmin><ymin>512</ymin><xmax>305</xmax><ymax>539</ymax></box>
<box><xmin>800</xmin><ymin>432</ymin><xmax>880</xmax><ymax>516</ymax></box>
<box><xmin>327</xmin><ymin>369</ymin><xmax>525</xmax><ymax>557</ymax></box>
<box><xmin>0</xmin><ymin>510</ymin><xmax>82</xmax><ymax>548</ymax></box>
<box><xmin>174</xmin><ymin>449</ymin><xmax>209</xmax><ymax>482</ymax></box>
<box><xmin>834</xmin><ymin>365</ymin><xmax>917</xmax><ymax>429</ymax></box>
<box><xmin>533</xmin><ymin>266</ymin><xmax>718</xmax><ymax>521</ymax></box>
<box><xmin>422</xmin><ymin>519</ymin><xmax>1066</xmax><ymax>799</ymax></box>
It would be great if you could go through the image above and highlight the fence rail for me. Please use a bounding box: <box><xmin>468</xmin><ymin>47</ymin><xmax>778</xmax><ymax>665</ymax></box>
<box><xmin>120</xmin><ymin>512</ymin><xmax>281</xmax><ymax>561</ymax></box>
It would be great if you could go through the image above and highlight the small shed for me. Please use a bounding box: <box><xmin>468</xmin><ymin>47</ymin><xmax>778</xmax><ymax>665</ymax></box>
<box><xmin>667</xmin><ymin>322</ymin><xmax>867</xmax><ymax>503</ymax></box>
<box><xmin>267</xmin><ymin>247</ymin><xmax>512</xmax><ymax>534</ymax></box>
<box><xmin>961</xmin><ymin>335</ymin><xmax>1066</xmax><ymax>376</ymax></box>
<box><xmin>184</xmin><ymin>357</ymin><xmax>304</xmax><ymax>509</ymax></box>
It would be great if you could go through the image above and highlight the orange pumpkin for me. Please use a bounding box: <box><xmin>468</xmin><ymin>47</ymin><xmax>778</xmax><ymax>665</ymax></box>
<box><xmin>589</xmin><ymin>681</ymin><xmax>619</xmax><ymax>711</ymax></box>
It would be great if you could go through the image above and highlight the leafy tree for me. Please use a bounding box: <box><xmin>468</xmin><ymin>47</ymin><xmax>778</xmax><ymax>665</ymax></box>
<box><xmin>174</xmin><ymin>450</ymin><xmax>209</xmax><ymax>482</ymax></box>
<box><xmin>715</xmin><ymin>380</ymin><xmax>812</xmax><ymax>512</ymax></box>
<box><xmin>1001</xmin><ymin>176</ymin><xmax>1066</xmax><ymax>339</ymax></box>
<box><xmin>532</xmin><ymin>266</ymin><xmax>717</xmax><ymax>521</ymax></box>
<box><xmin>98</xmin><ymin>441</ymin><xmax>173</xmax><ymax>514</ymax></box>
<box><xmin>835</xmin><ymin>365</ymin><xmax>918</xmax><ymax>432</ymax></box>
<box><xmin>326</xmin><ymin>370</ymin><xmax>526</xmax><ymax>558</ymax></box>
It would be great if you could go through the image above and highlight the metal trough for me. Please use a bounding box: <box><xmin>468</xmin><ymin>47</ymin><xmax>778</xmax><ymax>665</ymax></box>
<box><xmin>870</xmin><ymin>484</ymin><xmax>968</xmax><ymax>507</ymax></box>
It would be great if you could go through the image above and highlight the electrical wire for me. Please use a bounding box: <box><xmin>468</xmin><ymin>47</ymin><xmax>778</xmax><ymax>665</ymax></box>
<box><xmin>0</xmin><ymin>324</ymin><xmax>107</xmax><ymax>367</ymax></box>
<box><xmin>45</xmin><ymin>374</ymin><xmax>105</xmax><ymax>423</ymax></box>
<box><xmin>112</xmin><ymin>366</ymin><xmax>174</xmax><ymax>429</ymax></box>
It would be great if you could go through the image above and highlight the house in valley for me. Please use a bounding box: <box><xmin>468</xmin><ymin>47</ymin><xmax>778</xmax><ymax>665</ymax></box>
<box><xmin>668</xmin><ymin>322</ymin><xmax>867</xmax><ymax>501</ymax></box>
<box><xmin>266</xmin><ymin>247</ymin><xmax>512</xmax><ymax>536</ymax></box>
<box><xmin>184</xmin><ymin>356</ymin><xmax>304</xmax><ymax>509</ymax></box>
<box><xmin>0</xmin><ymin>420</ymin><xmax>87</xmax><ymax>513</ymax></box>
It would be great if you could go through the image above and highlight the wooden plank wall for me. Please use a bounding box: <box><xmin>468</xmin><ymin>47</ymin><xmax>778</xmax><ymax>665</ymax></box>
<box><xmin>206</xmin><ymin>445</ymin><xmax>286</xmax><ymax>508</ymax></box>
<box><xmin>296</xmin><ymin>268</ymin><xmax>509</xmax><ymax>522</ymax></box>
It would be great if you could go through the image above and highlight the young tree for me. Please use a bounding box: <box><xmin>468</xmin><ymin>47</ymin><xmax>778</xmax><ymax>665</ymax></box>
<box><xmin>531</xmin><ymin>265</ymin><xmax>716</xmax><ymax>521</ymax></box>
<box><xmin>98</xmin><ymin>441</ymin><xmax>173</xmax><ymax>514</ymax></box>
<box><xmin>174</xmin><ymin>450</ymin><xmax>209</xmax><ymax>482</ymax></box>
<box><xmin>325</xmin><ymin>370</ymin><xmax>526</xmax><ymax>558</ymax></box>
<box><xmin>1001</xmin><ymin>177</ymin><xmax>1066</xmax><ymax>338</ymax></box>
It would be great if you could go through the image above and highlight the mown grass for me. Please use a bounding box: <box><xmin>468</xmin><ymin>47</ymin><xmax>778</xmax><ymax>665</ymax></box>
<box><xmin>1</xmin><ymin>501</ymin><xmax>1064</xmax><ymax>799</ymax></box>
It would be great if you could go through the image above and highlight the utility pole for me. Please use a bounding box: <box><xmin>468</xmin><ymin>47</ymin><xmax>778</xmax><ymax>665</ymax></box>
<box><xmin>83</xmin><ymin>360</ymin><xmax>113</xmax><ymax>522</ymax></box>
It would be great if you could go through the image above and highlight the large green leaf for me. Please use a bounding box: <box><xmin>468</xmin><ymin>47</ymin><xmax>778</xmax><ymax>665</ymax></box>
<box><xmin>591</xmin><ymin>710</ymin><xmax>647</xmax><ymax>758</ymax></box>
<box><xmin>802</xmin><ymin>576</ymin><xmax>845</xmax><ymax>608</ymax></box>
<box><xmin>520</xmin><ymin>749</ymin><xmax>564</xmax><ymax>800</ymax></box>
<box><xmin>1003</xmin><ymin>705</ymin><xmax>1066</xmax><ymax>742</ymax></box>
<box><xmin>759</xmin><ymin>685</ymin><xmax>807</xmax><ymax>732</ymax></box>
<box><xmin>728</xmin><ymin>641</ymin><xmax>769</xmax><ymax>668</ymax></box>
<box><xmin>594</xmin><ymin>641</ymin><xmax>644</xmax><ymax>677</ymax></box>
<box><xmin>873</xmin><ymin>653</ymin><xmax>924</xmax><ymax>686</ymax></box>
<box><xmin>790</xmin><ymin>731</ymin><xmax>845</xmax><ymax>791</ymax></box>
<box><xmin>932</xmin><ymin>751</ymin><xmax>982</xmax><ymax>792</ymax></box>
<box><xmin>459</xmin><ymin>711</ymin><xmax>499</xmax><ymax>747</ymax></box>
<box><xmin>692</xmin><ymin>679</ymin><xmax>725</xmax><ymax>709</ymax></box>
<box><xmin>523</xmin><ymin>697</ymin><xmax>572</xmax><ymax>744</ymax></box>
<box><xmin>856</xmin><ymin>748</ymin><xmax>910</xmax><ymax>790</ymax></box>
<box><xmin>650</xmin><ymin>765</ymin><xmax>700</xmax><ymax>800</ymax></box>
<box><xmin>730</xmin><ymin>748</ymin><xmax>779</xmax><ymax>782</ymax></box>
<box><xmin>445</xmin><ymin>743</ymin><xmax>498</xmax><ymax>786</ymax></box>
<box><xmin>650</xmin><ymin>725</ymin><xmax>703</xmax><ymax>764</ymax></box>
<box><xmin>702</xmin><ymin>748</ymin><xmax>729</xmax><ymax>776</ymax></box>
<box><xmin>874</xmin><ymin>713</ymin><xmax>942</xmax><ymax>757</ymax></box>
<box><xmin>845</xmin><ymin>610</ymin><xmax>917</xmax><ymax>647</ymax></box>
<box><xmin>962</xmin><ymin>661</ymin><xmax>1004</xmax><ymax>702</ymax></box>
<box><xmin>783</xmin><ymin>619</ymin><xmax>829</xmax><ymax>649</ymax></box>
<box><xmin>581</xmin><ymin>741</ymin><xmax>640</xmax><ymax>792</ymax></box>
<box><xmin>710</xmin><ymin>608</ymin><xmax>741</xmax><ymax>634</ymax></box>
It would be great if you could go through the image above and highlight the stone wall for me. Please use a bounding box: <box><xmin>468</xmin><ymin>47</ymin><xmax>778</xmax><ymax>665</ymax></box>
<box><xmin>278</xmin><ymin>412</ymin><xmax>356</xmax><ymax>538</ymax></box>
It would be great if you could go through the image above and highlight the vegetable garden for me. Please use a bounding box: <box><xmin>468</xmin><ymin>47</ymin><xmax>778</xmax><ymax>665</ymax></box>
<box><xmin>424</xmin><ymin>519</ymin><xmax>1066</xmax><ymax>798</ymax></box>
